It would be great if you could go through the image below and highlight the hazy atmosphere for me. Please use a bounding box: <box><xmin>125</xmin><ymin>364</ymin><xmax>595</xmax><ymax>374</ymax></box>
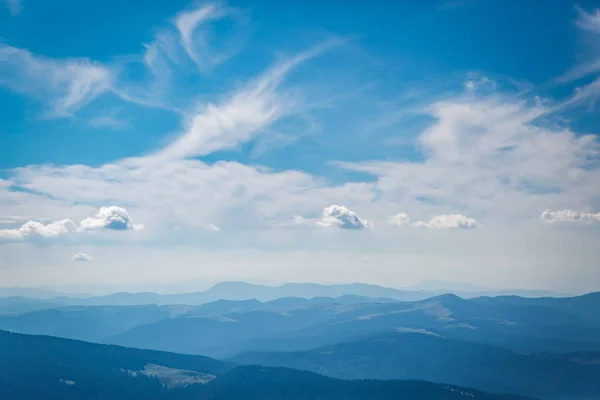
<box><xmin>1</xmin><ymin>0</ymin><xmax>600</xmax><ymax>294</ymax></box>
<box><xmin>3</xmin><ymin>3</ymin><xmax>600</xmax><ymax>399</ymax></box>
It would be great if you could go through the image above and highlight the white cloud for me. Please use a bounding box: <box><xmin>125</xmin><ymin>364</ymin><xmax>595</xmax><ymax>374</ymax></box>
<box><xmin>88</xmin><ymin>109</ymin><xmax>130</xmax><ymax>130</ymax></box>
<box><xmin>463</xmin><ymin>76</ymin><xmax>495</xmax><ymax>92</ymax></box>
<box><xmin>89</xmin><ymin>116</ymin><xmax>129</xmax><ymax>129</ymax></box>
<box><xmin>72</xmin><ymin>252</ymin><xmax>93</xmax><ymax>262</ymax></box>
<box><xmin>6</xmin><ymin>156</ymin><xmax>373</xmax><ymax>236</ymax></box>
<box><xmin>389</xmin><ymin>213</ymin><xmax>410</xmax><ymax>226</ymax></box>
<box><xmin>540</xmin><ymin>209</ymin><xmax>600</xmax><ymax>224</ymax></box>
<box><xmin>0</xmin><ymin>3</ymin><xmax>244</xmax><ymax>118</ymax></box>
<box><xmin>0</xmin><ymin>229</ymin><xmax>23</xmax><ymax>241</ymax></box>
<box><xmin>1</xmin><ymin>5</ymin><xmax>600</xmax><ymax>292</ymax></box>
<box><xmin>338</xmin><ymin>91</ymin><xmax>600</xmax><ymax>223</ymax></box>
<box><xmin>576</xmin><ymin>7</ymin><xmax>600</xmax><ymax>34</ymax></box>
<box><xmin>413</xmin><ymin>214</ymin><xmax>477</xmax><ymax>229</ymax></box>
<box><xmin>153</xmin><ymin>39</ymin><xmax>339</xmax><ymax>161</ymax></box>
<box><xmin>556</xmin><ymin>8</ymin><xmax>600</xmax><ymax>85</ymax></box>
<box><xmin>0</xmin><ymin>206</ymin><xmax>144</xmax><ymax>241</ymax></box>
<box><xmin>0</xmin><ymin>45</ymin><xmax>112</xmax><ymax>117</ymax></box>
<box><xmin>112</xmin><ymin>4</ymin><xmax>247</xmax><ymax>113</ymax></box>
<box><xmin>265</xmin><ymin>215</ymin><xmax>311</xmax><ymax>228</ymax></box>
<box><xmin>79</xmin><ymin>206</ymin><xmax>143</xmax><ymax>231</ymax></box>
<box><xmin>174</xmin><ymin>3</ymin><xmax>240</xmax><ymax>71</ymax></box>
<box><xmin>317</xmin><ymin>205</ymin><xmax>371</xmax><ymax>230</ymax></box>
<box><xmin>5</xmin><ymin>84</ymin><xmax>598</xmax><ymax>237</ymax></box>
<box><xmin>0</xmin><ymin>219</ymin><xmax>79</xmax><ymax>241</ymax></box>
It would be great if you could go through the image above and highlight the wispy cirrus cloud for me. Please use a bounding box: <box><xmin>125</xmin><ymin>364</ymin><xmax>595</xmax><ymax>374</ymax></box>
<box><xmin>555</xmin><ymin>6</ymin><xmax>600</xmax><ymax>106</ymax></box>
<box><xmin>0</xmin><ymin>45</ymin><xmax>112</xmax><ymax>117</ymax></box>
<box><xmin>207</xmin><ymin>223</ymin><xmax>221</xmax><ymax>232</ymax></box>
<box><xmin>0</xmin><ymin>2</ymin><xmax>248</xmax><ymax>119</ymax></box>
<box><xmin>153</xmin><ymin>38</ymin><xmax>341</xmax><ymax>160</ymax></box>
<box><xmin>88</xmin><ymin>109</ymin><xmax>130</xmax><ymax>130</ymax></box>
<box><xmin>113</xmin><ymin>2</ymin><xmax>247</xmax><ymax>113</ymax></box>
<box><xmin>576</xmin><ymin>6</ymin><xmax>600</xmax><ymax>34</ymax></box>
<box><xmin>174</xmin><ymin>3</ymin><xmax>246</xmax><ymax>71</ymax></box>
<box><xmin>336</xmin><ymin>85</ymin><xmax>600</xmax><ymax>223</ymax></box>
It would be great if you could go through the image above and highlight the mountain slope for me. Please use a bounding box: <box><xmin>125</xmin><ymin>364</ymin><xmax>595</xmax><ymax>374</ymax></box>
<box><xmin>103</xmin><ymin>292</ymin><xmax>600</xmax><ymax>356</ymax></box>
<box><xmin>213</xmin><ymin>293</ymin><xmax>600</xmax><ymax>357</ymax></box>
<box><xmin>230</xmin><ymin>331</ymin><xmax>600</xmax><ymax>399</ymax></box>
<box><xmin>206</xmin><ymin>366</ymin><xmax>532</xmax><ymax>400</ymax></box>
<box><xmin>0</xmin><ymin>305</ymin><xmax>176</xmax><ymax>341</ymax></box>
<box><xmin>0</xmin><ymin>330</ymin><xmax>529</xmax><ymax>400</ymax></box>
<box><xmin>103</xmin><ymin>306</ymin><xmax>345</xmax><ymax>354</ymax></box>
<box><xmin>474</xmin><ymin>292</ymin><xmax>600</xmax><ymax>324</ymax></box>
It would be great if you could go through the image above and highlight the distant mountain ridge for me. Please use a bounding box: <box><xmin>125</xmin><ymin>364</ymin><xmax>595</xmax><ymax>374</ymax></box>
<box><xmin>0</xmin><ymin>281</ymin><xmax>573</xmax><ymax>308</ymax></box>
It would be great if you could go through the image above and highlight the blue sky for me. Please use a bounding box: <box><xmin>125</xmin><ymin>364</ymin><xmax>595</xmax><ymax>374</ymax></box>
<box><xmin>1</xmin><ymin>0</ymin><xmax>599</xmax><ymax>294</ymax></box>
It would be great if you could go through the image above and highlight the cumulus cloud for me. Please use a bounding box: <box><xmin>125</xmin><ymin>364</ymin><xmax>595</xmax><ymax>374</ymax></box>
<box><xmin>0</xmin><ymin>219</ymin><xmax>79</xmax><ymax>241</ymax></box>
<box><xmin>540</xmin><ymin>209</ymin><xmax>600</xmax><ymax>224</ymax></box>
<box><xmin>413</xmin><ymin>214</ymin><xmax>477</xmax><ymax>229</ymax></box>
<box><xmin>389</xmin><ymin>213</ymin><xmax>410</xmax><ymax>226</ymax></box>
<box><xmin>72</xmin><ymin>252</ymin><xmax>93</xmax><ymax>262</ymax></box>
<box><xmin>0</xmin><ymin>206</ymin><xmax>144</xmax><ymax>242</ymax></box>
<box><xmin>79</xmin><ymin>206</ymin><xmax>143</xmax><ymax>231</ymax></box>
<box><xmin>317</xmin><ymin>205</ymin><xmax>371</xmax><ymax>229</ymax></box>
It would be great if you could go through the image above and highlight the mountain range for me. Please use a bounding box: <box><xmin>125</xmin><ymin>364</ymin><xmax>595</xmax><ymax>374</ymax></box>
<box><xmin>0</xmin><ymin>281</ymin><xmax>569</xmax><ymax>309</ymax></box>
<box><xmin>0</xmin><ymin>330</ymin><xmax>531</xmax><ymax>400</ymax></box>
<box><xmin>2</xmin><ymin>287</ymin><xmax>600</xmax><ymax>399</ymax></box>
